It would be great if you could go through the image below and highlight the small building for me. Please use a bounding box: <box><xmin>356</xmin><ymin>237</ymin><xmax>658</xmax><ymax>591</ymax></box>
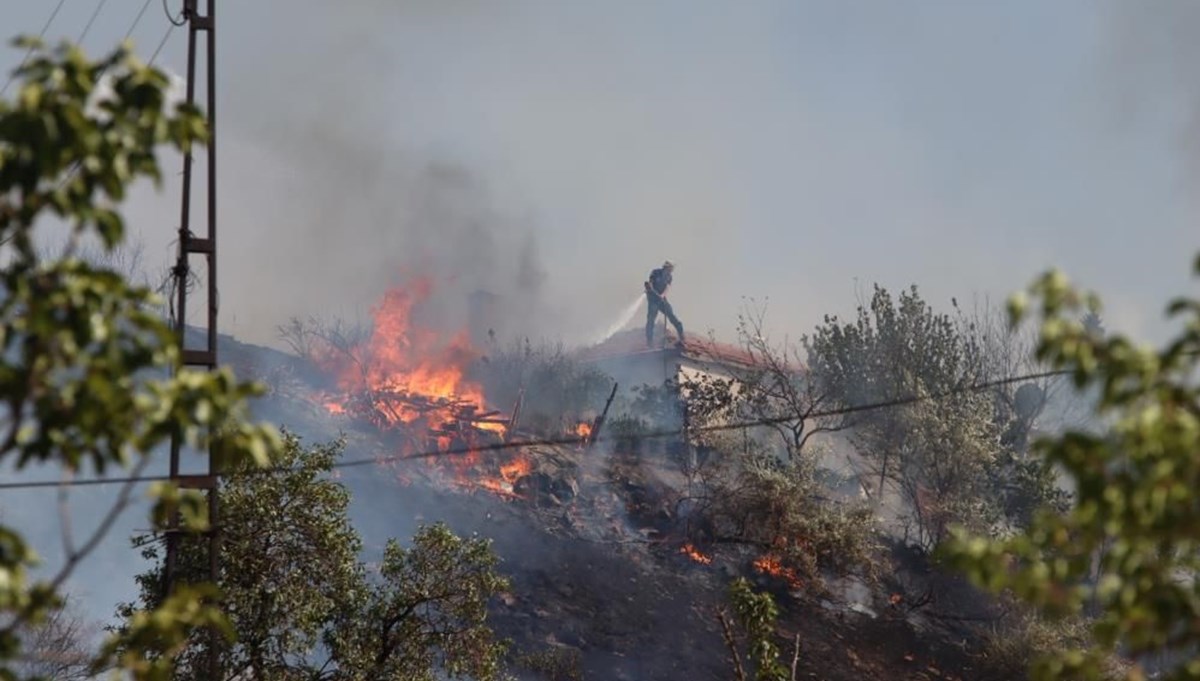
<box><xmin>575</xmin><ymin>328</ymin><xmax>759</xmax><ymax>397</ymax></box>
<box><xmin>575</xmin><ymin>327</ymin><xmax>843</xmax><ymax>471</ymax></box>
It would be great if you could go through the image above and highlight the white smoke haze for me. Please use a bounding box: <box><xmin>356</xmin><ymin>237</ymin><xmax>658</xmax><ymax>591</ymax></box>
<box><xmin>4</xmin><ymin>0</ymin><xmax>1200</xmax><ymax>656</ymax></box>
<box><xmin>1102</xmin><ymin>0</ymin><xmax>1200</xmax><ymax>160</ymax></box>
<box><xmin>211</xmin><ymin>1</ymin><xmax>1199</xmax><ymax>348</ymax></box>
<box><xmin>6</xmin><ymin>0</ymin><xmax>1198</xmax><ymax>351</ymax></box>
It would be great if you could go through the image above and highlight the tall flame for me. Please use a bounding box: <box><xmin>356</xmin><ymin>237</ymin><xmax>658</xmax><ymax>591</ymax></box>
<box><xmin>322</xmin><ymin>279</ymin><xmax>487</xmax><ymax>418</ymax></box>
<box><xmin>315</xmin><ymin>277</ymin><xmax>525</xmax><ymax>497</ymax></box>
<box><xmin>317</xmin><ymin>278</ymin><xmax>498</xmax><ymax>432</ymax></box>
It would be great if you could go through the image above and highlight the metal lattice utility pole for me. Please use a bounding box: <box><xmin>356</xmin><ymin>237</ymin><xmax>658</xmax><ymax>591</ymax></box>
<box><xmin>162</xmin><ymin>1</ymin><xmax>221</xmax><ymax>678</ymax></box>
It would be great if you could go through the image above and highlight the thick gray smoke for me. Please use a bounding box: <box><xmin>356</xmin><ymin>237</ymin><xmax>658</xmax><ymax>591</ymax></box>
<box><xmin>113</xmin><ymin>1</ymin><xmax>571</xmax><ymax>348</ymax></box>
<box><xmin>126</xmin><ymin>0</ymin><xmax>759</xmax><ymax>348</ymax></box>
<box><xmin>215</xmin><ymin>85</ymin><xmax>557</xmax><ymax>342</ymax></box>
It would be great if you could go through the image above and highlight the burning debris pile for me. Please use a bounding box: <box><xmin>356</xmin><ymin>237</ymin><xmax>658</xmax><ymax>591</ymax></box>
<box><xmin>331</xmin><ymin>388</ymin><xmax>508</xmax><ymax>446</ymax></box>
<box><xmin>298</xmin><ymin>278</ymin><xmax>585</xmax><ymax>502</ymax></box>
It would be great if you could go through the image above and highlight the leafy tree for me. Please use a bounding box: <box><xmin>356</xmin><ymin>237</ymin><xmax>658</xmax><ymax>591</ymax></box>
<box><xmin>945</xmin><ymin>257</ymin><xmax>1200</xmax><ymax>680</ymax></box>
<box><xmin>329</xmin><ymin>525</ymin><xmax>508</xmax><ymax>681</ymax></box>
<box><xmin>119</xmin><ymin>432</ymin><xmax>510</xmax><ymax>680</ymax></box>
<box><xmin>805</xmin><ymin>285</ymin><xmax>1062</xmax><ymax>549</ymax></box>
<box><xmin>626</xmin><ymin>309</ymin><xmax>879</xmax><ymax>585</ymax></box>
<box><xmin>0</xmin><ymin>37</ymin><xmax>281</xmax><ymax>678</ymax></box>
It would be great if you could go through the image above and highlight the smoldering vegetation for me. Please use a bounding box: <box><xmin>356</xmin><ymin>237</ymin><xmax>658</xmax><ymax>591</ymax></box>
<box><xmin>198</xmin><ymin>274</ymin><xmax>1100</xmax><ymax>680</ymax></box>
<box><xmin>0</xmin><ymin>266</ymin><xmax>1106</xmax><ymax>679</ymax></box>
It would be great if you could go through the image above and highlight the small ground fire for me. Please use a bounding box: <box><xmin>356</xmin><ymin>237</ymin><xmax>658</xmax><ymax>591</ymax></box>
<box><xmin>753</xmin><ymin>554</ymin><xmax>803</xmax><ymax>589</ymax></box>
<box><xmin>680</xmin><ymin>543</ymin><xmax>713</xmax><ymax>565</ymax></box>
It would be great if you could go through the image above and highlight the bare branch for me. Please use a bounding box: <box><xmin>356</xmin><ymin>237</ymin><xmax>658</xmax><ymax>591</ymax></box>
<box><xmin>790</xmin><ymin>632</ymin><xmax>801</xmax><ymax>681</ymax></box>
<box><xmin>50</xmin><ymin>452</ymin><xmax>151</xmax><ymax>595</ymax></box>
<box><xmin>717</xmin><ymin>608</ymin><xmax>747</xmax><ymax>681</ymax></box>
<box><xmin>2</xmin><ymin>452</ymin><xmax>154</xmax><ymax>640</ymax></box>
<box><xmin>11</xmin><ymin>595</ymin><xmax>97</xmax><ymax>680</ymax></box>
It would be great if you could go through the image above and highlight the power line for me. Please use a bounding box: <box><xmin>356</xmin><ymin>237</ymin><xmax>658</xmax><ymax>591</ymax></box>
<box><xmin>162</xmin><ymin>0</ymin><xmax>188</xmax><ymax>27</ymax></box>
<box><xmin>0</xmin><ymin>0</ymin><xmax>70</xmax><ymax>98</ymax></box>
<box><xmin>125</xmin><ymin>0</ymin><xmax>157</xmax><ymax>41</ymax></box>
<box><xmin>390</xmin><ymin>369</ymin><xmax>1070</xmax><ymax>463</ymax></box>
<box><xmin>0</xmin><ymin>369</ymin><xmax>1068</xmax><ymax>492</ymax></box>
<box><xmin>54</xmin><ymin>9</ymin><xmax>178</xmax><ymax>191</ymax></box>
<box><xmin>3</xmin><ymin>0</ymin><xmax>157</xmax><ymax>102</ymax></box>
<box><xmin>77</xmin><ymin>0</ymin><xmax>114</xmax><ymax>47</ymax></box>
<box><xmin>148</xmin><ymin>24</ymin><xmax>175</xmax><ymax>65</ymax></box>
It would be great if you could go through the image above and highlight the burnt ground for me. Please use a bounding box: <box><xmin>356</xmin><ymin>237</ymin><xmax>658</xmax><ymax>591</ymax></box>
<box><xmin>333</xmin><ymin>440</ymin><xmax>1001</xmax><ymax>681</ymax></box>
<box><xmin>229</xmin><ymin>335</ymin><xmax>1007</xmax><ymax>681</ymax></box>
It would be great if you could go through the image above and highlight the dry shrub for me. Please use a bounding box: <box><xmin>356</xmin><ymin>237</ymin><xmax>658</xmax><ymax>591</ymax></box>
<box><xmin>710</xmin><ymin>454</ymin><xmax>880</xmax><ymax>587</ymax></box>
<box><xmin>514</xmin><ymin>647</ymin><xmax>584</xmax><ymax>681</ymax></box>
<box><xmin>979</xmin><ymin>607</ymin><xmax>1128</xmax><ymax>681</ymax></box>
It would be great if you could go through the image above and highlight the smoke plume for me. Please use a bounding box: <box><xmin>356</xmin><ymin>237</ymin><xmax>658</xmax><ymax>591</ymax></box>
<box><xmin>101</xmin><ymin>0</ymin><xmax>1200</xmax><ymax>350</ymax></box>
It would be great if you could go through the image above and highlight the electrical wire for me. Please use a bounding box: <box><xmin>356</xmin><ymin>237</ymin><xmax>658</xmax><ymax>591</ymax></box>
<box><xmin>162</xmin><ymin>0</ymin><xmax>188</xmax><ymax>27</ymax></box>
<box><xmin>54</xmin><ymin>8</ymin><xmax>178</xmax><ymax>191</ymax></box>
<box><xmin>0</xmin><ymin>0</ymin><xmax>71</xmax><ymax>98</ymax></box>
<box><xmin>147</xmin><ymin>23</ymin><xmax>175</xmax><ymax>66</ymax></box>
<box><xmin>124</xmin><ymin>0</ymin><xmax>157</xmax><ymax>41</ymax></box>
<box><xmin>0</xmin><ymin>369</ymin><xmax>1070</xmax><ymax>491</ymax></box>
<box><xmin>77</xmin><ymin>0</ymin><xmax>114</xmax><ymax>47</ymax></box>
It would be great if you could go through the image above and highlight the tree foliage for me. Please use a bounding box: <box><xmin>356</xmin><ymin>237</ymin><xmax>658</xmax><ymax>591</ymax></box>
<box><xmin>805</xmin><ymin>285</ymin><xmax>1063</xmax><ymax>550</ymax></box>
<box><xmin>650</xmin><ymin>312</ymin><xmax>878</xmax><ymax>587</ymax></box>
<box><xmin>0</xmin><ymin>37</ymin><xmax>281</xmax><ymax>678</ymax></box>
<box><xmin>119</xmin><ymin>433</ymin><xmax>509</xmax><ymax>680</ymax></box>
<box><xmin>711</xmin><ymin>457</ymin><xmax>879</xmax><ymax>585</ymax></box>
<box><xmin>719</xmin><ymin>578</ymin><xmax>797</xmax><ymax>681</ymax></box>
<box><xmin>945</xmin><ymin>257</ymin><xmax>1200</xmax><ymax>680</ymax></box>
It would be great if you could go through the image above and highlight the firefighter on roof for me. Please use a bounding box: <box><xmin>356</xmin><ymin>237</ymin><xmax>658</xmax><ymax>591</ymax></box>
<box><xmin>644</xmin><ymin>260</ymin><xmax>684</xmax><ymax>348</ymax></box>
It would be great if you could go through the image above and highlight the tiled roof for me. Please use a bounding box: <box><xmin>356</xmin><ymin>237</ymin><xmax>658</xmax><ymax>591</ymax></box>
<box><xmin>575</xmin><ymin>328</ymin><xmax>760</xmax><ymax>368</ymax></box>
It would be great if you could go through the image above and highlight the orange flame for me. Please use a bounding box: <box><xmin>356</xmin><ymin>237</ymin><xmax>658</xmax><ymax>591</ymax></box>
<box><xmin>752</xmin><ymin>554</ymin><xmax>802</xmax><ymax>589</ymax></box>
<box><xmin>680</xmin><ymin>543</ymin><xmax>713</xmax><ymax>565</ymax></box>
<box><xmin>478</xmin><ymin>455</ymin><xmax>533</xmax><ymax>497</ymax></box>
<box><xmin>311</xmin><ymin>278</ymin><xmax>535</xmax><ymax>500</ymax></box>
<box><xmin>476</xmin><ymin>420</ymin><xmax>508</xmax><ymax>435</ymax></box>
<box><xmin>318</xmin><ymin>277</ymin><xmax>505</xmax><ymax>440</ymax></box>
<box><xmin>575</xmin><ymin>422</ymin><xmax>592</xmax><ymax>439</ymax></box>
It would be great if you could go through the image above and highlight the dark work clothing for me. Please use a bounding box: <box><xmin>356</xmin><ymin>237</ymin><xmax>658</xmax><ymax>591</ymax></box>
<box><xmin>645</xmin><ymin>267</ymin><xmax>683</xmax><ymax>346</ymax></box>
<box><xmin>646</xmin><ymin>295</ymin><xmax>684</xmax><ymax>346</ymax></box>
<box><xmin>648</xmin><ymin>267</ymin><xmax>672</xmax><ymax>295</ymax></box>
